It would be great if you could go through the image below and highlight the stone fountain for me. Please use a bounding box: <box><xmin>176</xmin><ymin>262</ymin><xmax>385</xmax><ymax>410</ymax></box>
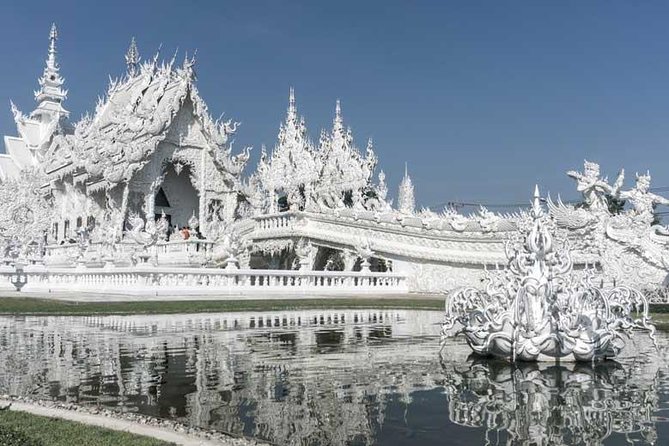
<box><xmin>441</xmin><ymin>186</ymin><xmax>656</xmax><ymax>362</ymax></box>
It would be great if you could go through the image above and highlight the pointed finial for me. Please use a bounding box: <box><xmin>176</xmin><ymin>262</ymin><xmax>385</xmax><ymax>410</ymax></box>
<box><xmin>47</xmin><ymin>23</ymin><xmax>58</xmax><ymax>68</ymax></box>
<box><xmin>333</xmin><ymin>99</ymin><xmax>344</xmax><ymax>132</ymax></box>
<box><xmin>532</xmin><ymin>184</ymin><xmax>542</xmax><ymax>217</ymax></box>
<box><xmin>181</xmin><ymin>49</ymin><xmax>197</xmax><ymax>80</ymax></box>
<box><xmin>287</xmin><ymin>87</ymin><xmax>297</xmax><ymax>119</ymax></box>
<box><xmin>125</xmin><ymin>37</ymin><xmax>140</xmax><ymax>76</ymax></box>
<box><xmin>49</xmin><ymin>23</ymin><xmax>58</xmax><ymax>42</ymax></box>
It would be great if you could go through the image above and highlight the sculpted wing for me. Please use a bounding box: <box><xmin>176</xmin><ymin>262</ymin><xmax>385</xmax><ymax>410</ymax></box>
<box><xmin>547</xmin><ymin>195</ymin><xmax>594</xmax><ymax>230</ymax></box>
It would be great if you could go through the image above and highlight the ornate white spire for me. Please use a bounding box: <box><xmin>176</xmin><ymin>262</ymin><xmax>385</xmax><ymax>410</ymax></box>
<box><xmin>125</xmin><ymin>37</ymin><xmax>140</xmax><ymax>77</ymax></box>
<box><xmin>258</xmin><ymin>88</ymin><xmax>319</xmax><ymax>211</ymax></box>
<box><xmin>398</xmin><ymin>163</ymin><xmax>415</xmax><ymax>214</ymax></box>
<box><xmin>333</xmin><ymin>99</ymin><xmax>344</xmax><ymax>135</ymax></box>
<box><xmin>377</xmin><ymin>170</ymin><xmax>388</xmax><ymax>201</ymax></box>
<box><xmin>48</xmin><ymin>23</ymin><xmax>57</xmax><ymax>68</ymax></box>
<box><xmin>287</xmin><ymin>87</ymin><xmax>297</xmax><ymax>121</ymax></box>
<box><xmin>33</xmin><ymin>23</ymin><xmax>68</xmax><ymax>119</ymax></box>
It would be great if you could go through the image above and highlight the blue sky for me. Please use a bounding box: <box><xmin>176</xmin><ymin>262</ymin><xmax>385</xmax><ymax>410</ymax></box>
<box><xmin>2</xmin><ymin>1</ymin><xmax>669</xmax><ymax>209</ymax></box>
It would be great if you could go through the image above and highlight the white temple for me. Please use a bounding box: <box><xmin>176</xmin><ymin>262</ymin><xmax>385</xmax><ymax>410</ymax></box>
<box><xmin>1</xmin><ymin>25</ymin><xmax>669</xmax><ymax>297</ymax></box>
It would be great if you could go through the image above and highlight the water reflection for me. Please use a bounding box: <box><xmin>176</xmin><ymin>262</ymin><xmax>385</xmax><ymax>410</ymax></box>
<box><xmin>440</xmin><ymin>352</ymin><xmax>663</xmax><ymax>445</ymax></box>
<box><xmin>0</xmin><ymin>310</ymin><xmax>667</xmax><ymax>445</ymax></box>
<box><xmin>0</xmin><ymin>310</ymin><xmax>443</xmax><ymax>445</ymax></box>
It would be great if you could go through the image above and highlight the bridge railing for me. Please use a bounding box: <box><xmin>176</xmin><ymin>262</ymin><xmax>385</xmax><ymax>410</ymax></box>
<box><xmin>0</xmin><ymin>266</ymin><xmax>407</xmax><ymax>296</ymax></box>
<box><xmin>254</xmin><ymin>212</ymin><xmax>298</xmax><ymax>231</ymax></box>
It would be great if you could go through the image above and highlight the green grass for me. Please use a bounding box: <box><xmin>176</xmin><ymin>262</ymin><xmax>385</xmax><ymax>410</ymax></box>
<box><xmin>649</xmin><ymin>312</ymin><xmax>669</xmax><ymax>331</ymax></box>
<box><xmin>0</xmin><ymin>410</ymin><xmax>172</xmax><ymax>446</ymax></box>
<box><xmin>0</xmin><ymin>296</ymin><xmax>444</xmax><ymax>316</ymax></box>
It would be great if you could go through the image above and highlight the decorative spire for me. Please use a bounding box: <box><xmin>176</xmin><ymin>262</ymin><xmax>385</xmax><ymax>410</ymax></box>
<box><xmin>286</xmin><ymin>87</ymin><xmax>297</xmax><ymax>123</ymax></box>
<box><xmin>378</xmin><ymin>170</ymin><xmax>388</xmax><ymax>201</ymax></box>
<box><xmin>333</xmin><ymin>99</ymin><xmax>344</xmax><ymax>135</ymax></box>
<box><xmin>398</xmin><ymin>163</ymin><xmax>415</xmax><ymax>214</ymax></box>
<box><xmin>125</xmin><ymin>37</ymin><xmax>140</xmax><ymax>77</ymax></box>
<box><xmin>48</xmin><ymin>23</ymin><xmax>58</xmax><ymax>69</ymax></box>
<box><xmin>531</xmin><ymin>184</ymin><xmax>542</xmax><ymax>218</ymax></box>
<box><xmin>33</xmin><ymin>23</ymin><xmax>68</xmax><ymax>119</ymax></box>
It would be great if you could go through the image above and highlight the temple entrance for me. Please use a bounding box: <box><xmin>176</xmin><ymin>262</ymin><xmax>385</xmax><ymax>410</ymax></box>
<box><xmin>155</xmin><ymin>163</ymin><xmax>199</xmax><ymax>229</ymax></box>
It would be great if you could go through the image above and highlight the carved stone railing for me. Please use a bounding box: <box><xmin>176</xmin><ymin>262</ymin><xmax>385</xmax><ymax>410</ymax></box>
<box><xmin>0</xmin><ymin>266</ymin><xmax>407</xmax><ymax>296</ymax></box>
<box><xmin>249</xmin><ymin>211</ymin><xmax>509</xmax><ymax>266</ymax></box>
<box><xmin>43</xmin><ymin>239</ymin><xmax>217</xmax><ymax>268</ymax></box>
<box><xmin>255</xmin><ymin>212</ymin><xmax>298</xmax><ymax>231</ymax></box>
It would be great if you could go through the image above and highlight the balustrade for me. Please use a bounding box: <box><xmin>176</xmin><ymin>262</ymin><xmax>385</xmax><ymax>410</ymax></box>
<box><xmin>0</xmin><ymin>266</ymin><xmax>407</xmax><ymax>295</ymax></box>
<box><xmin>254</xmin><ymin>213</ymin><xmax>297</xmax><ymax>231</ymax></box>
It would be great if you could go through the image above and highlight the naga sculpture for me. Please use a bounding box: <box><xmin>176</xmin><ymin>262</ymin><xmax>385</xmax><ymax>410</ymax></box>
<box><xmin>441</xmin><ymin>186</ymin><xmax>656</xmax><ymax>362</ymax></box>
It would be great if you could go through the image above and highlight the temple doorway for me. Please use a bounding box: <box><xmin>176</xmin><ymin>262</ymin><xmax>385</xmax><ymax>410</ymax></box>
<box><xmin>155</xmin><ymin>163</ymin><xmax>199</xmax><ymax>229</ymax></box>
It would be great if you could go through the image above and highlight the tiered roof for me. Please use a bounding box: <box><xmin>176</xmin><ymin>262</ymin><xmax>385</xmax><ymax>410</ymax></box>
<box><xmin>44</xmin><ymin>46</ymin><xmax>249</xmax><ymax>191</ymax></box>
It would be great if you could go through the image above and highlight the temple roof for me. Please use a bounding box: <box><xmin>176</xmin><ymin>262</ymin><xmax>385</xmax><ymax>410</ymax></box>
<box><xmin>44</xmin><ymin>52</ymin><xmax>248</xmax><ymax>190</ymax></box>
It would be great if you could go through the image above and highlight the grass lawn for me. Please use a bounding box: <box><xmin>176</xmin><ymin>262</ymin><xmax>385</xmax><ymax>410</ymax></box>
<box><xmin>0</xmin><ymin>410</ymin><xmax>172</xmax><ymax>446</ymax></box>
<box><xmin>0</xmin><ymin>296</ymin><xmax>444</xmax><ymax>316</ymax></box>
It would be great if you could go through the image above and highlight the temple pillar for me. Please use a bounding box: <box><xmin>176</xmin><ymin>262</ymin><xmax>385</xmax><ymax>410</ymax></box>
<box><xmin>198</xmin><ymin>150</ymin><xmax>207</xmax><ymax>233</ymax></box>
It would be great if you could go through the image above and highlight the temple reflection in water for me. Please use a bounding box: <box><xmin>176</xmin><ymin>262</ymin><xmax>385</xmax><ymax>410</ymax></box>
<box><xmin>440</xmin><ymin>356</ymin><xmax>663</xmax><ymax>445</ymax></box>
<box><xmin>0</xmin><ymin>310</ymin><xmax>666</xmax><ymax>445</ymax></box>
<box><xmin>0</xmin><ymin>310</ymin><xmax>443</xmax><ymax>445</ymax></box>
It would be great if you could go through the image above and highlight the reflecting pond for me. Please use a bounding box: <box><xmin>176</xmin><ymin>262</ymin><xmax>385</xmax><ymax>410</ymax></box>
<box><xmin>0</xmin><ymin>309</ymin><xmax>668</xmax><ymax>445</ymax></box>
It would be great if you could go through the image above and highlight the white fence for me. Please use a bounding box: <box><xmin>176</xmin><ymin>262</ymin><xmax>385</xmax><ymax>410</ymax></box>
<box><xmin>0</xmin><ymin>266</ymin><xmax>408</xmax><ymax>298</ymax></box>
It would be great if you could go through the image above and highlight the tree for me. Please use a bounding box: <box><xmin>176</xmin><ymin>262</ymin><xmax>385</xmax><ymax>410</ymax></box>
<box><xmin>605</xmin><ymin>194</ymin><xmax>625</xmax><ymax>215</ymax></box>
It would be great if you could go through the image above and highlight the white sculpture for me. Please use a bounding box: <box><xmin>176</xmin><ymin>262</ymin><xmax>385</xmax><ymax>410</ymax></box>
<box><xmin>0</xmin><ymin>168</ymin><xmax>54</xmax><ymax>263</ymax></box>
<box><xmin>617</xmin><ymin>170</ymin><xmax>669</xmax><ymax>223</ymax></box>
<box><xmin>567</xmin><ymin>160</ymin><xmax>623</xmax><ymax>212</ymax></box>
<box><xmin>553</xmin><ymin>161</ymin><xmax>669</xmax><ymax>288</ymax></box>
<box><xmin>294</xmin><ymin>238</ymin><xmax>316</xmax><ymax>272</ymax></box>
<box><xmin>441</xmin><ymin>186</ymin><xmax>656</xmax><ymax>362</ymax></box>
<box><xmin>355</xmin><ymin>238</ymin><xmax>374</xmax><ymax>272</ymax></box>
<box><xmin>397</xmin><ymin>164</ymin><xmax>415</xmax><ymax>215</ymax></box>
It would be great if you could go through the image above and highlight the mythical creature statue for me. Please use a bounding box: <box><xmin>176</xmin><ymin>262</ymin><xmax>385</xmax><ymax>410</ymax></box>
<box><xmin>125</xmin><ymin>212</ymin><xmax>165</xmax><ymax>247</ymax></box>
<box><xmin>208</xmin><ymin>213</ymin><xmax>246</xmax><ymax>269</ymax></box>
<box><xmin>567</xmin><ymin>160</ymin><xmax>623</xmax><ymax>212</ymax></box>
<box><xmin>354</xmin><ymin>238</ymin><xmax>374</xmax><ymax>272</ymax></box>
<box><xmin>550</xmin><ymin>162</ymin><xmax>669</xmax><ymax>288</ymax></box>
<box><xmin>617</xmin><ymin>170</ymin><xmax>669</xmax><ymax>223</ymax></box>
<box><xmin>294</xmin><ymin>238</ymin><xmax>317</xmax><ymax>271</ymax></box>
<box><xmin>442</xmin><ymin>186</ymin><xmax>656</xmax><ymax>362</ymax></box>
